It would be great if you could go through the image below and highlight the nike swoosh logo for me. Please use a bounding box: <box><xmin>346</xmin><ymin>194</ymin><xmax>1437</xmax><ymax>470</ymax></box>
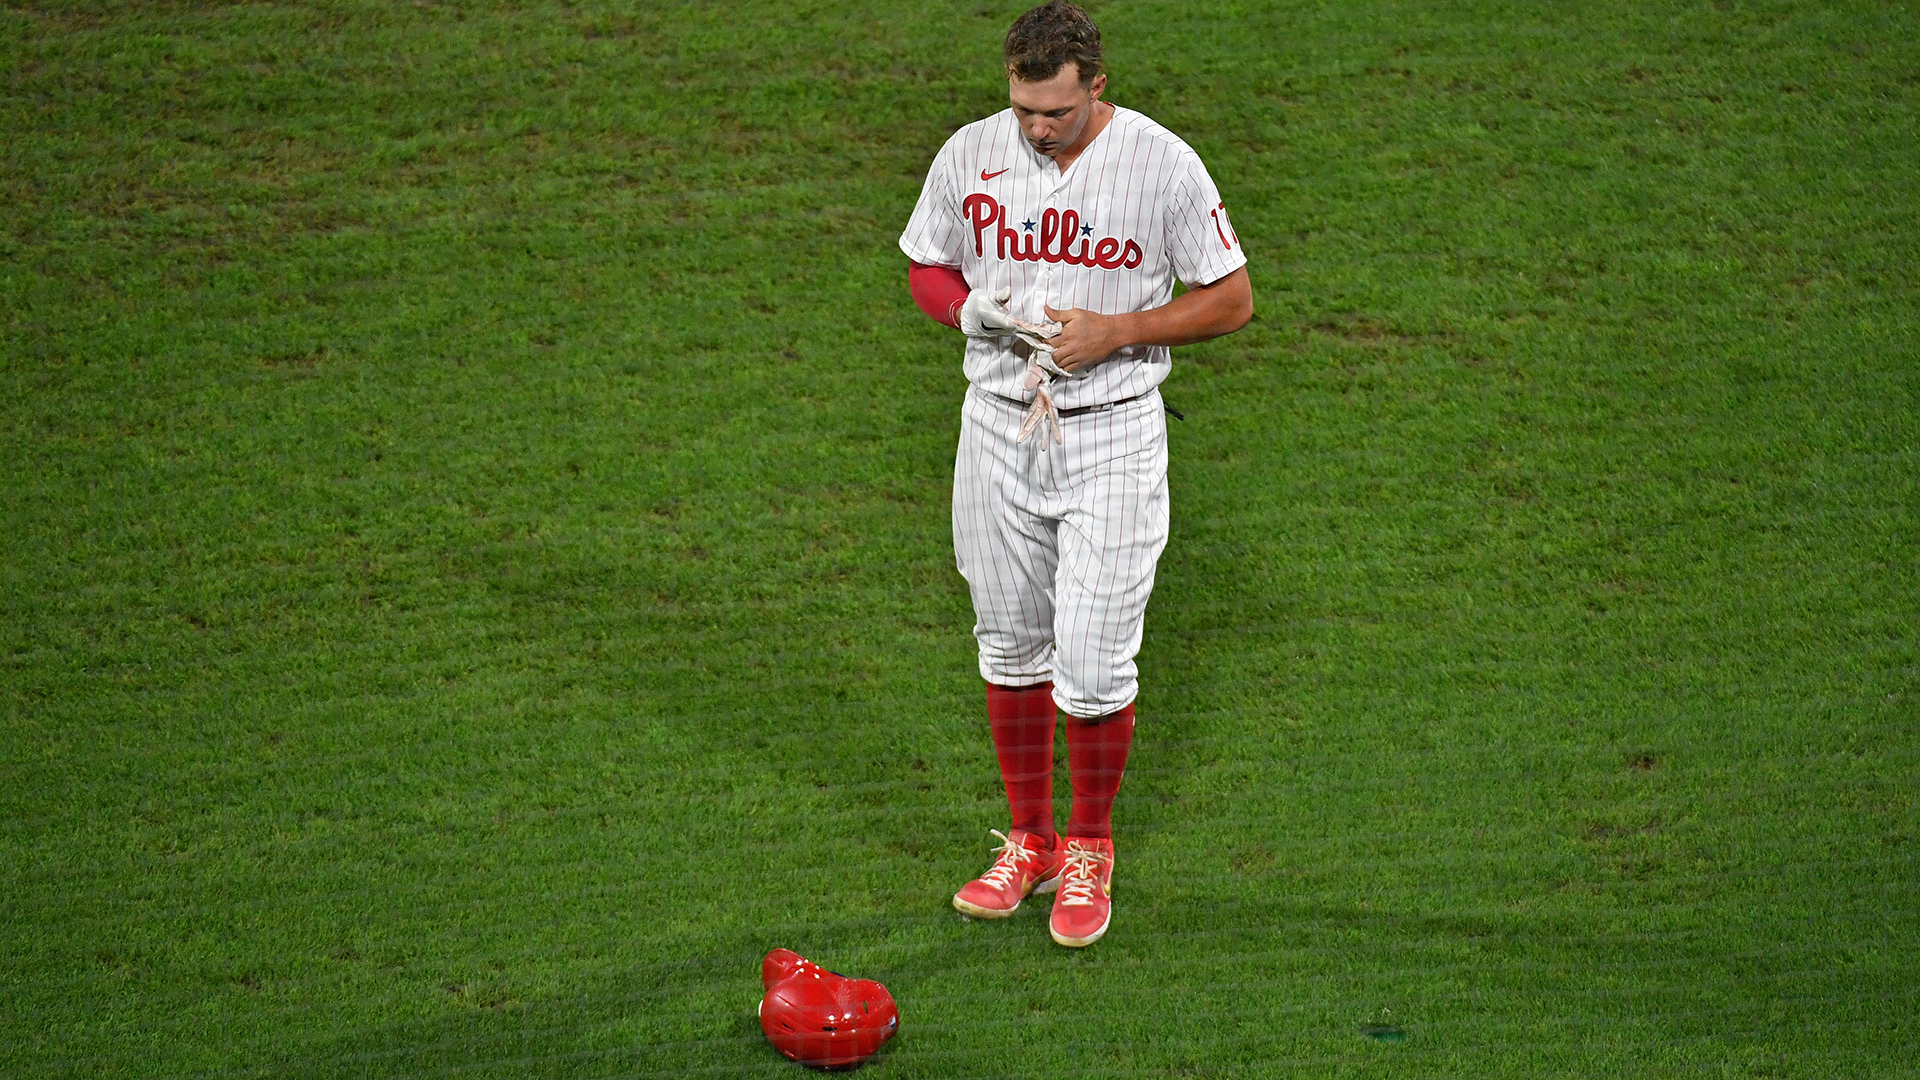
<box><xmin>981</xmin><ymin>168</ymin><xmax>1010</xmax><ymax>180</ymax></box>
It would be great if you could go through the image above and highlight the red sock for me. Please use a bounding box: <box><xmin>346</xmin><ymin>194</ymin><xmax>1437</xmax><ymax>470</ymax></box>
<box><xmin>986</xmin><ymin>682</ymin><xmax>1057</xmax><ymax>844</ymax></box>
<box><xmin>1065</xmin><ymin>704</ymin><xmax>1135</xmax><ymax>840</ymax></box>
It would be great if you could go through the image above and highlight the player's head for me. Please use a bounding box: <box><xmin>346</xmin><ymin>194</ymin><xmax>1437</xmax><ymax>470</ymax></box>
<box><xmin>1004</xmin><ymin>1</ymin><xmax>1106</xmax><ymax>158</ymax></box>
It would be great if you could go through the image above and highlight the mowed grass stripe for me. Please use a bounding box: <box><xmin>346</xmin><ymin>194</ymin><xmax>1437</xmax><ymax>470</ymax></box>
<box><xmin>10</xmin><ymin>707</ymin><xmax>1911</xmax><ymax>787</ymax></box>
<box><xmin>36</xmin><ymin>898</ymin><xmax>1909</xmax><ymax>1016</ymax></box>
<box><xmin>11</xmin><ymin>852</ymin><xmax>1912</xmax><ymax>957</ymax></box>
<box><xmin>209</xmin><ymin>999</ymin><xmax>1917</xmax><ymax>1080</ymax></box>
<box><xmin>283</xmin><ymin>991</ymin><xmax>1920</xmax><ymax>1080</ymax></box>
<box><xmin>105</xmin><ymin>968</ymin><xmax>1915</xmax><ymax>1080</ymax></box>
<box><xmin>20</xmin><ymin>908</ymin><xmax>1910</xmax><ymax>1006</ymax></box>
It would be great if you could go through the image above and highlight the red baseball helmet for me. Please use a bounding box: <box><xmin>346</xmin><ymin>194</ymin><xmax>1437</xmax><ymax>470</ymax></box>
<box><xmin>758</xmin><ymin>949</ymin><xmax>899</xmax><ymax>1070</ymax></box>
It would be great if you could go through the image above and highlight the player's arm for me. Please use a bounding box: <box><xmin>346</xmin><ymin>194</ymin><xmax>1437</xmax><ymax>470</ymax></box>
<box><xmin>907</xmin><ymin>261</ymin><xmax>970</xmax><ymax>328</ymax></box>
<box><xmin>909</xmin><ymin>260</ymin><xmax>1032</xmax><ymax>337</ymax></box>
<box><xmin>1043</xmin><ymin>266</ymin><xmax>1252</xmax><ymax>373</ymax></box>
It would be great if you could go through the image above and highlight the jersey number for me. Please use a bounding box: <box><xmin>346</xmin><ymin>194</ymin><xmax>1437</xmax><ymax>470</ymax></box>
<box><xmin>1211</xmin><ymin>202</ymin><xmax>1238</xmax><ymax>249</ymax></box>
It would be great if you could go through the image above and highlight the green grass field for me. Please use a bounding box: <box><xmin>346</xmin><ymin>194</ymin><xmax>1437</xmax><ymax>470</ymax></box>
<box><xmin>3</xmin><ymin>1</ymin><xmax>1916</xmax><ymax>1076</ymax></box>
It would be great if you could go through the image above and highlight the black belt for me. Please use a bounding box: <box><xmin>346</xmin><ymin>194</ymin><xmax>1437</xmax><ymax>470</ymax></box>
<box><xmin>981</xmin><ymin>388</ymin><xmax>1171</xmax><ymax>418</ymax></box>
<box><xmin>1060</xmin><ymin>392</ymin><xmax>1151</xmax><ymax>418</ymax></box>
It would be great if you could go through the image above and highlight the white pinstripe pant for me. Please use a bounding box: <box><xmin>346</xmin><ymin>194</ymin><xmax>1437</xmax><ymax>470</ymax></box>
<box><xmin>953</xmin><ymin>384</ymin><xmax>1170</xmax><ymax>720</ymax></box>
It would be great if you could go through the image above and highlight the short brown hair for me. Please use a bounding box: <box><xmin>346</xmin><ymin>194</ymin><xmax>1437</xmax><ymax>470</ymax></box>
<box><xmin>1004</xmin><ymin>1</ymin><xmax>1103</xmax><ymax>86</ymax></box>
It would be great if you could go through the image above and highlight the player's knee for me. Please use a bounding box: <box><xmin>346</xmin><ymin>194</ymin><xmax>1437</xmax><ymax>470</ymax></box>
<box><xmin>1052</xmin><ymin>662</ymin><xmax>1137</xmax><ymax>720</ymax></box>
<box><xmin>976</xmin><ymin>640</ymin><xmax>1053</xmax><ymax>689</ymax></box>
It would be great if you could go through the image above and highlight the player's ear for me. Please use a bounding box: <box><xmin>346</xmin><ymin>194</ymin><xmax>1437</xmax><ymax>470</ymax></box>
<box><xmin>1087</xmin><ymin>73</ymin><xmax>1106</xmax><ymax>101</ymax></box>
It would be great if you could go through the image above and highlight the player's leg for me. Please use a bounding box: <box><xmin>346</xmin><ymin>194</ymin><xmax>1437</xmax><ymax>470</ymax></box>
<box><xmin>1046</xmin><ymin>394</ymin><xmax>1170</xmax><ymax>946</ymax></box>
<box><xmin>987</xmin><ymin>681</ymin><xmax>1057</xmax><ymax>843</ymax></box>
<box><xmin>954</xmin><ymin>388</ymin><xmax>1059</xmax><ymax>690</ymax></box>
<box><xmin>953</xmin><ymin>681</ymin><xmax>1064</xmax><ymax>918</ymax></box>
<box><xmin>1048</xmin><ymin>392</ymin><xmax>1169</xmax><ymax>722</ymax></box>
<box><xmin>1065</xmin><ymin>704</ymin><xmax>1134</xmax><ymax>844</ymax></box>
<box><xmin>952</xmin><ymin>388</ymin><xmax>1064</xmax><ymax>918</ymax></box>
<box><xmin>1051</xmin><ymin>705</ymin><xmax>1133</xmax><ymax>945</ymax></box>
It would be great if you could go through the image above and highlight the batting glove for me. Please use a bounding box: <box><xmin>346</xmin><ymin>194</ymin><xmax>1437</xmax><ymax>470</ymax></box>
<box><xmin>958</xmin><ymin>286</ymin><xmax>1020</xmax><ymax>337</ymax></box>
<box><xmin>1018</xmin><ymin>362</ymin><xmax>1063</xmax><ymax>446</ymax></box>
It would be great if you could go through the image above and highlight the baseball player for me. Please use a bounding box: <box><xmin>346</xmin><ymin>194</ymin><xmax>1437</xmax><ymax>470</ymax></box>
<box><xmin>899</xmin><ymin>1</ymin><xmax>1251</xmax><ymax>947</ymax></box>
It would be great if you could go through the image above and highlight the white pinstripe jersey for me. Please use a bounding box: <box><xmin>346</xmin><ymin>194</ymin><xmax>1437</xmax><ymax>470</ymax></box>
<box><xmin>899</xmin><ymin>104</ymin><xmax>1247</xmax><ymax>411</ymax></box>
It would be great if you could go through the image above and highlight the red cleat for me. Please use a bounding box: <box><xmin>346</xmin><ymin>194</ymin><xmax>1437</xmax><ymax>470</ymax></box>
<box><xmin>952</xmin><ymin>829</ymin><xmax>1062</xmax><ymax>918</ymax></box>
<box><xmin>1048</xmin><ymin>837</ymin><xmax>1115</xmax><ymax>947</ymax></box>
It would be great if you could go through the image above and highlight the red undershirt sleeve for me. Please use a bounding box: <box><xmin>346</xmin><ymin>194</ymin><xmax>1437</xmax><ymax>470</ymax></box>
<box><xmin>908</xmin><ymin>261</ymin><xmax>969</xmax><ymax>329</ymax></box>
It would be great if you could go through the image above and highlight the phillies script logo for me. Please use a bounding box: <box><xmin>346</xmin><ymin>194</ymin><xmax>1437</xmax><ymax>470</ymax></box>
<box><xmin>964</xmin><ymin>194</ymin><xmax>1144</xmax><ymax>270</ymax></box>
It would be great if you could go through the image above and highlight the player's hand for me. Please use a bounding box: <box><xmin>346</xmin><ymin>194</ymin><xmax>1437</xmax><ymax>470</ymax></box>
<box><xmin>1043</xmin><ymin>306</ymin><xmax>1130</xmax><ymax>373</ymax></box>
<box><xmin>958</xmin><ymin>286</ymin><xmax>1019</xmax><ymax>337</ymax></box>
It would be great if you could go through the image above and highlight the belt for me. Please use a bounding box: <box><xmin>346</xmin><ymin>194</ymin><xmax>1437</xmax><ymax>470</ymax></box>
<box><xmin>981</xmin><ymin>388</ymin><xmax>1154</xmax><ymax>417</ymax></box>
<box><xmin>1061</xmin><ymin>392</ymin><xmax>1151</xmax><ymax>418</ymax></box>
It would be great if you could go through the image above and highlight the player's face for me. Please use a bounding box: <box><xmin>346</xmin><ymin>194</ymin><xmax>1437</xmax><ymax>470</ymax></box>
<box><xmin>1009</xmin><ymin>65</ymin><xmax>1107</xmax><ymax>158</ymax></box>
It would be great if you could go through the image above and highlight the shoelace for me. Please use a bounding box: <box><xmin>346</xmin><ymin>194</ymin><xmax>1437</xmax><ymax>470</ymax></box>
<box><xmin>977</xmin><ymin>829</ymin><xmax>1042</xmax><ymax>891</ymax></box>
<box><xmin>1056</xmin><ymin>840</ymin><xmax>1111</xmax><ymax>907</ymax></box>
